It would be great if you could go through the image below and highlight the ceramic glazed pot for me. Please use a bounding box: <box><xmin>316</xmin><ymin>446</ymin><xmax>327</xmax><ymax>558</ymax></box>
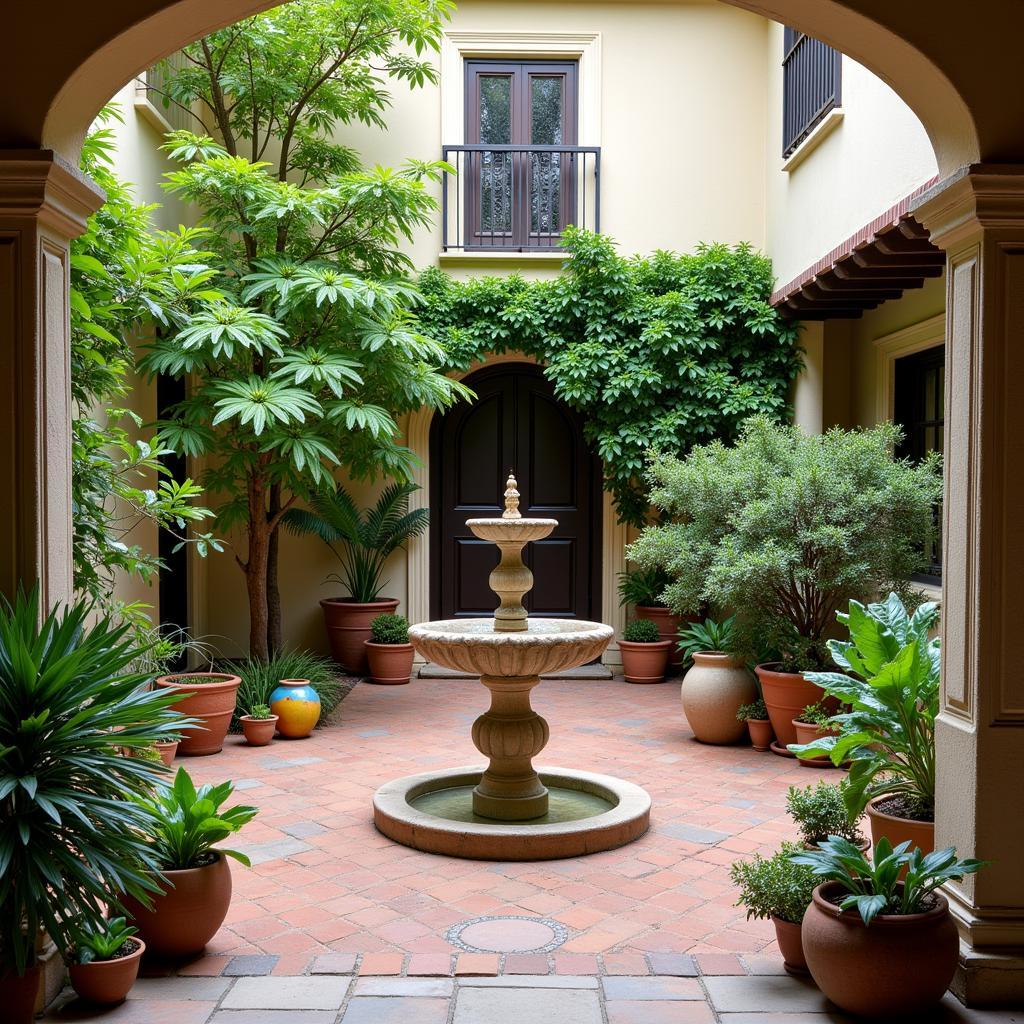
<box><xmin>866</xmin><ymin>795</ymin><xmax>935</xmax><ymax>856</ymax></box>
<box><xmin>240</xmin><ymin>714</ymin><xmax>278</xmax><ymax>746</ymax></box>
<box><xmin>154</xmin><ymin>673</ymin><xmax>242</xmax><ymax>756</ymax></box>
<box><xmin>154</xmin><ymin>740</ymin><xmax>178</xmax><ymax>766</ymax></box>
<box><xmin>365</xmin><ymin>642</ymin><xmax>415</xmax><ymax>685</ymax></box>
<box><xmin>619</xmin><ymin>639</ymin><xmax>672</xmax><ymax>684</ymax></box>
<box><xmin>771</xmin><ymin>916</ymin><xmax>808</xmax><ymax>975</ymax></box>
<box><xmin>791</xmin><ymin>719</ymin><xmax>836</xmax><ymax>767</ymax></box>
<box><xmin>746</xmin><ymin>718</ymin><xmax>774</xmax><ymax>751</ymax></box>
<box><xmin>1</xmin><ymin>965</ymin><xmax>40</xmax><ymax>1024</ymax></box>
<box><xmin>801</xmin><ymin>881</ymin><xmax>958</xmax><ymax>1016</ymax></box>
<box><xmin>269</xmin><ymin>679</ymin><xmax>321</xmax><ymax>737</ymax></box>
<box><xmin>755</xmin><ymin>664</ymin><xmax>833</xmax><ymax>750</ymax></box>
<box><xmin>123</xmin><ymin>852</ymin><xmax>232</xmax><ymax>957</ymax></box>
<box><xmin>680</xmin><ymin>653</ymin><xmax>757</xmax><ymax>744</ymax></box>
<box><xmin>68</xmin><ymin>938</ymin><xmax>144</xmax><ymax>1005</ymax></box>
<box><xmin>635</xmin><ymin>605</ymin><xmax>684</xmax><ymax>668</ymax></box>
<box><xmin>321</xmin><ymin>597</ymin><xmax>399</xmax><ymax>673</ymax></box>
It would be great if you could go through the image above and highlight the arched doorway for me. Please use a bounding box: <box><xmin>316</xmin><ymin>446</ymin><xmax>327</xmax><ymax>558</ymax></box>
<box><xmin>430</xmin><ymin>363</ymin><xmax>601</xmax><ymax>622</ymax></box>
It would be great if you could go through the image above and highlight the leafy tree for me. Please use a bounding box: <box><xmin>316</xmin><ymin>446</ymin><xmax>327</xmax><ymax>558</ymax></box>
<box><xmin>141</xmin><ymin>0</ymin><xmax>468</xmax><ymax>659</ymax></box>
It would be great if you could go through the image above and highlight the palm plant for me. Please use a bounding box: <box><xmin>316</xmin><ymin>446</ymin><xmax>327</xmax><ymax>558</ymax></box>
<box><xmin>285</xmin><ymin>481</ymin><xmax>429</xmax><ymax>602</ymax></box>
<box><xmin>677</xmin><ymin>616</ymin><xmax>737</xmax><ymax>663</ymax></box>
<box><xmin>0</xmin><ymin>589</ymin><xmax>190</xmax><ymax>975</ymax></box>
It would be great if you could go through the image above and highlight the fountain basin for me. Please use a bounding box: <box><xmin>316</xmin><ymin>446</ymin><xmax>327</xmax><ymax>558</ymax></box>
<box><xmin>465</xmin><ymin>517</ymin><xmax>557</xmax><ymax>542</ymax></box>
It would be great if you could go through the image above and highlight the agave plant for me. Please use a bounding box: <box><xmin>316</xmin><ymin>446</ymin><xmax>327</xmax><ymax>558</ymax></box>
<box><xmin>284</xmin><ymin>481</ymin><xmax>429</xmax><ymax>602</ymax></box>
<box><xmin>0</xmin><ymin>589</ymin><xmax>190</xmax><ymax>975</ymax></box>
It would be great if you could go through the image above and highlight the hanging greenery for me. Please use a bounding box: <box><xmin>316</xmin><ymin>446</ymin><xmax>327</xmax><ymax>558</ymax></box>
<box><xmin>414</xmin><ymin>229</ymin><xmax>803</xmax><ymax>526</ymax></box>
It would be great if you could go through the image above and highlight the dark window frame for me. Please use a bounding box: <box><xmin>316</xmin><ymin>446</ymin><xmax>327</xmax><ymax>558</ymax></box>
<box><xmin>782</xmin><ymin>28</ymin><xmax>842</xmax><ymax>157</ymax></box>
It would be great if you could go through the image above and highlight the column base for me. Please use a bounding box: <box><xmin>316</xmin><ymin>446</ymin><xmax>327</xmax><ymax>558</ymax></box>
<box><xmin>950</xmin><ymin>942</ymin><xmax>1024</xmax><ymax>1007</ymax></box>
<box><xmin>473</xmin><ymin>781</ymin><xmax>549</xmax><ymax>821</ymax></box>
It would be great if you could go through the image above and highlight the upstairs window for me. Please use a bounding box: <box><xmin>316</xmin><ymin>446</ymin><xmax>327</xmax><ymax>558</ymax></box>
<box><xmin>782</xmin><ymin>28</ymin><xmax>842</xmax><ymax>157</ymax></box>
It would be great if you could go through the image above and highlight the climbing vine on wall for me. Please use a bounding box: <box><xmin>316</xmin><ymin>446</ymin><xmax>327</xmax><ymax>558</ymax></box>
<box><xmin>414</xmin><ymin>228</ymin><xmax>804</xmax><ymax>526</ymax></box>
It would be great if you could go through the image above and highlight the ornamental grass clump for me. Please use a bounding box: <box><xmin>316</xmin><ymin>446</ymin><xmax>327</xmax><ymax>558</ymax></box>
<box><xmin>628</xmin><ymin>417</ymin><xmax>942</xmax><ymax>670</ymax></box>
<box><xmin>231</xmin><ymin>649</ymin><xmax>344</xmax><ymax>731</ymax></box>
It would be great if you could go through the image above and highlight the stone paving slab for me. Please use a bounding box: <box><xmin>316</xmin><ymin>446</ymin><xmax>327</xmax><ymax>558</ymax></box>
<box><xmin>210</xmin><ymin>1013</ymin><xmax>339</xmax><ymax>1024</ymax></box>
<box><xmin>451</xmin><ymin>985</ymin><xmax>602</xmax><ymax>1024</ymax></box>
<box><xmin>221</xmin><ymin>976</ymin><xmax>351</xmax><ymax>1010</ymax></box>
<box><xmin>342</xmin><ymin>997</ymin><xmax>450</xmax><ymax>1024</ymax></box>
<box><xmin>704</xmin><ymin>975</ymin><xmax>837</xmax><ymax>1014</ymax></box>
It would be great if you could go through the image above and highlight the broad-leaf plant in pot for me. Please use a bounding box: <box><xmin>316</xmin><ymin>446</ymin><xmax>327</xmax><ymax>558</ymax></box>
<box><xmin>365</xmin><ymin>613</ymin><xmax>415</xmax><ymax>685</ymax></box>
<box><xmin>67</xmin><ymin>917</ymin><xmax>144</xmax><ymax>1006</ymax></box>
<box><xmin>0</xmin><ymin>589</ymin><xmax>190</xmax><ymax>1024</ymax></box>
<box><xmin>628</xmin><ymin>417</ymin><xmax>941</xmax><ymax>755</ymax></box>
<box><xmin>123</xmin><ymin>767</ymin><xmax>257</xmax><ymax>957</ymax></box>
<box><xmin>286</xmin><ymin>481</ymin><xmax>428</xmax><ymax>674</ymax></box>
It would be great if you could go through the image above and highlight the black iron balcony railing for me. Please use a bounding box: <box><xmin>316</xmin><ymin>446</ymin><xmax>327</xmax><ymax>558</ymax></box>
<box><xmin>441</xmin><ymin>144</ymin><xmax>600</xmax><ymax>252</ymax></box>
<box><xmin>782</xmin><ymin>29</ymin><xmax>842</xmax><ymax>157</ymax></box>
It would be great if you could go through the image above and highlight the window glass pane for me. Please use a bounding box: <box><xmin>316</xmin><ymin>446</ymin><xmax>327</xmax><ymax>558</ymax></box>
<box><xmin>530</xmin><ymin>77</ymin><xmax>563</xmax><ymax>236</ymax></box>
<box><xmin>925</xmin><ymin>367</ymin><xmax>937</xmax><ymax>420</ymax></box>
<box><xmin>531</xmin><ymin>76</ymin><xmax>563</xmax><ymax>145</ymax></box>
<box><xmin>479</xmin><ymin>76</ymin><xmax>511</xmax><ymax>145</ymax></box>
<box><xmin>480</xmin><ymin>151</ymin><xmax>511</xmax><ymax>234</ymax></box>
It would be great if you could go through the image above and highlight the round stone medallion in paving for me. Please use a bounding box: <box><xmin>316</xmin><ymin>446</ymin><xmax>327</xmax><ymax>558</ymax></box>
<box><xmin>447</xmin><ymin>915</ymin><xmax>566</xmax><ymax>954</ymax></box>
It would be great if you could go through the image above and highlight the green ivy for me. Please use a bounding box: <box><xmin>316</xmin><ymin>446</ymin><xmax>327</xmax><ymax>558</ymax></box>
<box><xmin>414</xmin><ymin>228</ymin><xmax>803</xmax><ymax>525</ymax></box>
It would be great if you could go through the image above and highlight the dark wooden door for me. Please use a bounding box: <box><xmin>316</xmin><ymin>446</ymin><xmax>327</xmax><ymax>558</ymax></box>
<box><xmin>431</xmin><ymin>363</ymin><xmax>600</xmax><ymax>621</ymax></box>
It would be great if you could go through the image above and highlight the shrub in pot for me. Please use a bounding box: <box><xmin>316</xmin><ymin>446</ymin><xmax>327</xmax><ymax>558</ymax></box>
<box><xmin>365</xmin><ymin>613</ymin><xmax>415</xmax><ymax>685</ymax></box>
<box><xmin>239</xmin><ymin>703</ymin><xmax>278</xmax><ymax>746</ymax></box>
<box><xmin>286</xmin><ymin>482</ymin><xmax>427</xmax><ymax>673</ymax></box>
<box><xmin>790</xmin><ymin>594</ymin><xmax>939</xmax><ymax>854</ymax></box>
<box><xmin>785</xmin><ymin>781</ymin><xmax>866</xmax><ymax>850</ymax></box>
<box><xmin>792</xmin><ymin>837</ymin><xmax>983</xmax><ymax>1016</ymax></box>
<box><xmin>729</xmin><ymin>842</ymin><xmax>817</xmax><ymax>975</ymax></box>
<box><xmin>618</xmin><ymin>566</ymin><xmax>684</xmax><ymax>668</ymax></box>
<box><xmin>678</xmin><ymin>617</ymin><xmax>755</xmax><ymax>744</ymax></box>
<box><xmin>619</xmin><ymin>619</ymin><xmax>672</xmax><ymax>684</ymax></box>
<box><xmin>628</xmin><ymin>418</ymin><xmax>941</xmax><ymax>753</ymax></box>
<box><xmin>155</xmin><ymin>671</ymin><xmax>242</xmax><ymax>756</ymax></box>
<box><xmin>736</xmin><ymin>699</ymin><xmax>773</xmax><ymax>751</ymax></box>
<box><xmin>791</xmin><ymin>701</ymin><xmax>838</xmax><ymax>768</ymax></box>
<box><xmin>0</xmin><ymin>590</ymin><xmax>189</xmax><ymax>1024</ymax></box>
<box><xmin>67</xmin><ymin>917</ymin><xmax>144</xmax><ymax>1005</ymax></box>
<box><xmin>123</xmin><ymin>768</ymin><xmax>257</xmax><ymax>957</ymax></box>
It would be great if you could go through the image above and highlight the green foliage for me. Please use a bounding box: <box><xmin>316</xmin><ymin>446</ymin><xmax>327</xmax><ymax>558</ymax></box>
<box><xmin>231</xmin><ymin>649</ymin><xmax>345</xmax><ymax>731</ymax></box>
<box><xmin>135</xmin><ymin>767</ymin><xmax>258</xmax><ymax>870</ymax></box>
<box><xmin>72</xmin><ymin>916</ymin><xmax>138</xmax><ymax>965</ymax></box>
<box><xmin>247</xmin><ymin>703</ymin><xmax>273</xmax><ymax>720</ymax></box>
<box><xmin>786</xmin><ymin>781</ymin><xmax>862</xmax><ymax>846</ymax></box>
<box><xmin>628</xmin><ymin>417</ymin><xmax>943</xmax><ymax>670</ymax></box>
<box><xmin>677</xmin><ymin>616</ymin><xmax>736</xmax><ymax>663</ymax></box>
<box><xmin>370</xmin><ymin>614</ymin><xmax>409</xmax><ymax>645</ymax></box>
<box><xmin>791</xmin><ymin>836</ymin><xmax>984</xmax><ymax>926</ymax></box>
<box><xmin>617</xmin><ymin>566</ymin><xmax>671</xmax><ymax>608</ymax></box>
<box><xmin>623</xmin><ymin>619</ymin><xmax>662</xmax><ymax>644</ymax></box>
<box><xmin>285</xmin><ymin>482</ymin><xmax>428</xmax><ymax>601</ymax></box>
<box><xmin>730</xmin><ymin>842</ymin><xmax>817</xmax><ymax>925</ymax></box>
<box><xmin>415</xmin><ymin>231</ymin><xmax>802</xmax><ymax>525</ymax></box>
<box><xmin>0</xmin><ymin>589</ymin><xmax>191</xmax><ymax>974</ymax></box>
<box><xmin>791</xmin><ymin>594</ymin><xmax>940</xmax><ymax>819</ymax></box>
<box><xmin>796</xmin><ymin>699</ymin><xmax>834</xmax><ymax>727</ymax></box>
<box><xmin>736</xmin><ymin>698</ymin><xmax>768</xmax><ymax>722</ymax></box>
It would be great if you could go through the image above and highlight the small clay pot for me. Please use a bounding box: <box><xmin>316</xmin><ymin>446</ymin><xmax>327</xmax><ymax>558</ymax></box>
<box><xmin>1</xmin><ymin>964</ymin><xmax>41</xmax><ymax>1024</ymax></box>
<box><xmin>755</xmin><ymin>664</ymin><xmax>836</xmax><ymax>749</ymax></box>
<box><xmin>154</xmin><ymin>673</ymin><xmax>242</xmax><ymax>756</ymax></box>
<box><xmin>365</xmin><ymin>641</ymin><xmax>415</xmax><ymax>685</ymax></box>
<box><xmin>320</xmin><ymin>597</ymin><xmax>400</xmax><ymax>673</ymax></box>
<box><xmin>68</xmin><ymin>938</ymin><xmax>144</xmax><ymax>1005</ymax></box>
<box><xmin>154</xmin><ymin>740</ymin><xmax>178</xmax><ymax>766</ymax></box>
<box><xmin>619</xmin><ymin>639</ymin><xmax>672</xmax><ymax>684</ymax></box>
<box><xmin>240</xmin><ymin>715</ymin><xmax>278</xmax><ymax>746</ymax></box>
<box><xmin>801</xmin><ymin>880</ymin><xmax>958</xmax><ymax>1016</ymax></box>
<box><xmin>771</xmin><ymin>915</ymin><xmax>808</xmax><ymax>975</ymax></box>
<box><xmin>746</xmin><ymin>718</ymin><xmax>774</xmax><ymax>751</ymax></box>
<box><xmin>866</xmin><ymin>795</ymin><xmax>935</xmax><ymax>857</ymax></box>
<box><xmin>681</xmin><ymin>652</ymin><xmax>757</xmax><ymax>744</ymax></box>
<box><xmin>635</xmin><ymin>605</ymin><xmax>685</xmax><ymax>668</ymax></box>
<box><xmin>791</xmin><ymin>719</ymin><xmax>837</xmax><ymax>767</ymax></box>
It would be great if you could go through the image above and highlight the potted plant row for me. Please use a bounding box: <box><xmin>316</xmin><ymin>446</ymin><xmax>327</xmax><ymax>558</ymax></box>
<box><xmin>618</xmin><ymin>618</ymin><xmax>672</xmax><ymax>683</ymax></box>
<box><xmin>365</xmin><ymin>613</ymin><xmax>415</xmax><ymax>685</ymax></box>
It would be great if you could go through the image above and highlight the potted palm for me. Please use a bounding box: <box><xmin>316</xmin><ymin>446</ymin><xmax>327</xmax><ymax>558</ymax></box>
<box><xmin>0</xmin><ymin>590</ymin><xmax>188</xmax><ymax>1024</ymax></box>
<box><xmin>790</xmin><ymin>594</ymin><xmax>939</xmax><ymax>854</ymax></box>
<box><xmin>239</xmin><ymin>703</ymin><xmax>278</xmax><ymax>746</ymax></box>
<box><xmin>286</xmin><ymin>481</ymin><xmax>428</xmax><ymax>674</ymax></box>
<box><xmin>730</xmin><ymin>842</ymin><xmax>817</xmax><ymax>975</ymax></box>
<box><xmin>67</xmin><ymin>918</ymin><xmax>144</xmax><ymax>1005</ymax></box>
<box><xmin>736</xmin><ymin>699</ymin><xmax>773</xmax><ymax>751</ymax></box>
<box><xmin>785</xmin><ymin>781</ymin><xmax>867</xmax><ymax>851</ymax></box>
<box><xmin>123</xmin><ymin>768</ymin><xmax>257</xmax><ymax>957</ymax></box>
<box><xmin>619</xmin><ymin>619</ymin><xmax>673</xmax><ymax>684</ymax></box>
<box><xmin>793</xmin><ymin>837</ymin><xmax>983</xmax><ymax>1015</ymax></box>
<box><xmin>365</xmin><ymin>614</ymin><xmax>415</xmax><ymax>685</ymax></box>
<box><xmin>617</xmin><ymin>567</ymin><xmax>685</xmax><ymax>668</ymax></box>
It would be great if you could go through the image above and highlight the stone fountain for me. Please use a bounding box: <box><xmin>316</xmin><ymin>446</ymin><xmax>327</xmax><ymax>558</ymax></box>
<box><xmin>372</xmin><ymin>473</ymin><xmax>651</xmax><ymax>860</ymax></box>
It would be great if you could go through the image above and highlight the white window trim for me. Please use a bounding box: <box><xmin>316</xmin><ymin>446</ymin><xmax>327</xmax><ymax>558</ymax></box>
<box><xmin>781</xmin><ymin>108</ymin><xmax>844</xmax><ymax>173</ymax></box>
<box><xmin>873</xmin><ymin>312</ymin><xmax>945</xmax><ymax>424</ymax></box>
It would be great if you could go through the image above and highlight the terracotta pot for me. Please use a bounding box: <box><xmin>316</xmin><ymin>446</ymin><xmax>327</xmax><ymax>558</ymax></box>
<box><xmin>68</xmin><ymin>938</ymin><xmax>144</xmax><ymax>1005</ymax></box>
<box><xmin>791</xmin><ymin>718</ymin><xmax>837</xmax><ymax>767</ymax></box>
<box><xmin>756</xmin><ymin>663</ymin><xmax>834</xmax><ymax>749</ymax></box>
<box><xmin>154</xmin><ymin>673</ymin><xmax>241</xmax><ymax>756</ymax></box>
<box><xmin>619</xmin><ymin>639</ymin><xmax>672</xmax><ymax>684</ymax></box>
<box><xmin>1</xmin><ymin>965</ymin><xmax>40</xmax><ymax>1024</ymax></box>
<box><xmin>365</xmin><ymin>641</ymin><xmax>415</xmax><ymax>685</ymax></box>
<box><xmin>866</xmin><ymin>795</ymin><xmax>935</xmax><ymax>856</ymax></box>
<box><xmin>801</xmin><ymin>880</ymin><xmax>958</xmax><ymax>1016</ymax></box>
<box><xmin>154</xmin><ymin>740</ymin><xmax>178</xmax><ymax>766</ymax></box>
<box><xmin>122</xmin><ymin>852</ymin><xmax>232</xmax><ymax>957</ymax></box>
<box><xmin>240</xmin><ymin>715</ymin><xmax>278</xmax><ymax>746</ymax></box>
<box><xmin>635</xmin><ymin>605</ymin><xmax>685</xmax><ymax>667</ymax></box>
<box><xmin>320</xmin><ymin>597</ymin><xmax>399</xmax><ymax>673</ymax></box>
<box><xmin>680</xmin><ymin>652</ymin><xmax>757</xmax><ymax>744</ymax></box>
<box><xmin>771</xmin><ymin>915</ymin><xmax>808</xmax><ymax>975</ymax></box>
<box><xmin>269</xmin><ymin>679</ymin><xmax>321</xmax><ymax>737</ymax></box>
<box><xmin>746</xmin><ymin>718</ymin><xmax>774</xmax><ymax>752</ymax></box>
<box><xmin>802</xmin><ymin>835</ymin><xmax>872</xmax><ymax>854</ymax></box>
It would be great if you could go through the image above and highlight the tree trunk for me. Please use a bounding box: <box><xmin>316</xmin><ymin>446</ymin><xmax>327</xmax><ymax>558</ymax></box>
<box><xmin>245</xmin><ymin>473</ymin><xmax>271</xmax><ymax>661</ymax></box>
<box><xmin>266</xmin><ymin>483</ymin><xmax>282</xmax><ymax>658</ymax></box>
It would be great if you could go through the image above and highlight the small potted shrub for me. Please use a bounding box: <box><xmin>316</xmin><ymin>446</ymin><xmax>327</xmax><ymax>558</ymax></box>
<box><xmin>365</xmin><ymin>613</ymin><xmax>415</xmax><ymax>685</ymax></box>
<box><xmin>67</xmin><ymin>917</ymin><xmax>144</xmax><ymax>1005</ymax></box>
<box><xmin>736</xmin><ymin>699</ymin><xmax>773</xmax><ymax>751</ymax></box>
<box><xmin>123</xmin><ymin>768</ymin><xmax>257</xmax><ymax>957</ymax></box>
<box><xmin>786</xmin><ymin>781</ymin><xmax>867</xmax><ymax>850</ymax></box>
<box><xmin>678</xmin><ymin>616</ymin><xmax>756</xmax><ymax>744</ymax></box>
<box><xmin>618</xmin><ymin>566</ymin><xmax>685</xmax><ymax>668</ymax></box>
<box><xmin>239</xmin><ymin>703</ymin><xmax>278</xmax><ymax>746</ymax></box>
<box><xmin>791</xmin><ymin>701</ymin><xmax>838</xmax><ymax>767</ymax></box>
<box><xmin>619</xmin><ymin>619</ymin><xmax>672</xmax><ymax>684</ymax></box>
<box><xmin>154</xmin><ymin>671</ymin><xmax>242</xmax><ymax>756</ymax></box>
<box><xmin>793</xmin><ymin>837</ymin><xmax>983</xmax><ymax>1015</ymax></box>
<box><xmin>730</xmin><ymin>842</ymin><xmax>817</xmax><ymax>975</ymax></box>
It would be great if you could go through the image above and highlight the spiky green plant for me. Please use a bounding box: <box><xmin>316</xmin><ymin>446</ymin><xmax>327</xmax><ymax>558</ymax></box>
<box><xmin>230</xmin><ymin>649</ymin><xmax>346</xmax><ymax>731</ymax></box>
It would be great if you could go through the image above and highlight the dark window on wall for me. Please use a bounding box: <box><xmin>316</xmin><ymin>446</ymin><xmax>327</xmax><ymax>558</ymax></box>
<box><xmin>782</xmin><ymin>28</ymin><xmax>842</xmax><ymax>157</ymax></box>
<box><xmin>894</xmin><ymin>345</ymin><xmax>945</xmax><ymax>581</ymax></box>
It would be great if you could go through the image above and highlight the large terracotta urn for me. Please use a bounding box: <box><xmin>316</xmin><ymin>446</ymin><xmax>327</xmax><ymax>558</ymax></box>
<box><xmin>320</xmin><ymin>597</ymin><xmax>399</xmax><ymax>674</ymax></box>
<box><xmin>755</xmin><ymin>663</ymin><xmax>832</xmax><ymax>750</ymax></box>
<box><xmin>680</xmin><ymin>652</ymin><xmax>757</xmax><ymax>744</ymax></box>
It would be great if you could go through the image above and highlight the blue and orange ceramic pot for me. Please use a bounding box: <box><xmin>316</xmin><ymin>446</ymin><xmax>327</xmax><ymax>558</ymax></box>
<box><xmin>268</xmin><ymin>679</ymin><xmax>321</xmax><ymax>738</ymax></box>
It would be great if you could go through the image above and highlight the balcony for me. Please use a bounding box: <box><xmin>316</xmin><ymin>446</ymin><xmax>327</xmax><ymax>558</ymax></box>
<box><xmin>441</xmin><ymin>144</ymin><xmax>601</xmax><ymax>253</ymax></box>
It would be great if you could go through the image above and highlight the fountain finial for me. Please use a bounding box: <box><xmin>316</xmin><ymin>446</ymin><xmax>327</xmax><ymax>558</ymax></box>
<box><xmin>502</xmin><ymin>470</ymin><xmax>522</xmax><ymax>520</ymax></box>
